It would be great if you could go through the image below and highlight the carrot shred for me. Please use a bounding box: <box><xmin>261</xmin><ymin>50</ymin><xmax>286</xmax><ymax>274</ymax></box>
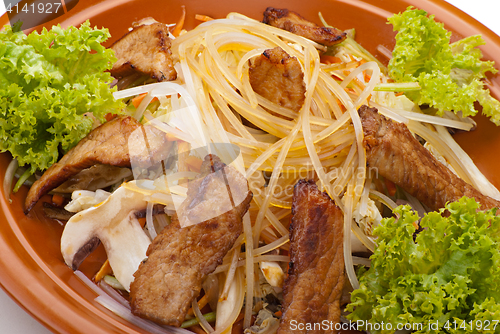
<box><xmin>131</xmin><ymin>93</ymin><xmax>147</xmax><ymax>108</ymax></box>
<box><xmin>364</xmin><ymin>72</ymin><xmax>371</xmax><ymax>82</ymax></box>
<box><xmin>52</xmin><ymin>194</ymin><xmax>65</xmax><ymax>207</ymax></box>
<box><xmin>131</xmin><ymin>92</ymin><xmax>158</xmax><ymax>109</ymax></box>
<box><xmin>137</xmin><ymin>217</ymin><xmax>147</xmax><ymax>228</ymax></box>
<box><xmin>384</xmin><ymin>178</ymin><xmax>397</xmax><ymax>197</ymax></box>
<box><xmin>195</xmin><ymin>14</ymin><xmax>214</xmax><ymax>22</ymax></box>
<box><xmin>185</xmin><ymin>155</ymin><xmax>203</xmax><ymax>173</ymax></box>
<box><xmin>320</xmin><ymin>55</ymin><xmax>342</xmax><ymax>64</ymax></box>
<box><xmin>186</xmin><ymin>294</ymin><xmax>209</xmax><ymax>317</ymax></box>
<box><xmin>172</xmin><ymin>5</ymin><xmax>186</xmax><ymax>37</ymax></box>
<box><xmin>353</xmin><ymin>77</ymin><xmax>366</xmax><ymax>90</ymax></box>
<box><xmin>94</xmin><ymin>259</ymin><xmax>112</xmax><ymax>282</ymax></box>
<box><xmin>336</xmin><ymin>98</ymin><xmax>347</xmax><ymax>113</ymax></box>
<box><xmin>105</xmin><ymin>113</ymin><xmax>117</xmax><ymax>122</ymax></box>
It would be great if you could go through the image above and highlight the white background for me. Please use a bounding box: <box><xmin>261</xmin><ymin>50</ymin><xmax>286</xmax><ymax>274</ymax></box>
<box><xmin>0</xmin><ymin>0</ymin><xmax>499</xmax><ymax>333</ymax></box>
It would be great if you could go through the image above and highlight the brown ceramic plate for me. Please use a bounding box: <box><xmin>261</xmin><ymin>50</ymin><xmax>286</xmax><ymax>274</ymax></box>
<box><xmin>1</xmin><ymin>0</ymin><xmax>500</xmax><ymax>333</ymax></box>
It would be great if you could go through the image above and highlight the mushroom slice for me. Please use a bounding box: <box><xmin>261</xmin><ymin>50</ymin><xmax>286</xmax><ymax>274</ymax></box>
<box><xmin>60</xmin><ymin>184</ymin><xmax>151</xmax><ymax>291</ymax></box>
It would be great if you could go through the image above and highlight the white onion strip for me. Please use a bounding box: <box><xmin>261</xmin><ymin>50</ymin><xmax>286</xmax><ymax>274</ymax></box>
<box><xmin>343</xmin><ymin>182</ymin><xmax>360</xmax><ymax>290</ymax></box>
<box><xmin>192</xmin><ymin>298</ymin><xmax>214</xmax><ymax>333</ymax></box>
<box><xmin>408</xmin><ymin>121</ymin><xmax>473</xmax><ymax>185</ymax></box>
<box><xmin>369</xmin><ymin>189</ymin><xmax>398</xmax><ymax>211</ymax></box>
<box><xmin>146</xmin><ymin>201</ymin><xmax>156</xmax><ymax>240</ymax></box>
<box><xmin>3</xmin><ymin>158</ymin><xmax>18</xmax><ymax>203</ymax></box>
<box><xmin>435</xmin><ymin>124</ymin><xmax>500</xmax><ymax>199</ymax></box>
<box><xmin>242</xmin><ymin>213</ymin><xmax>254</xmax><ymax>328</ymax></box>
<box><xmin>220</xmin><ymin>249</ymin><xmax>239</xmax><ymax>301</ymax></box>
<box><xmin>74</xmin><ymin>270</ymin><xmax>107</xmax><ymax>296</ymax></box>
<box><xmin>213</xmin><ymin>269</ymin><xmax>244</xmax><ymax>334</ymax></box>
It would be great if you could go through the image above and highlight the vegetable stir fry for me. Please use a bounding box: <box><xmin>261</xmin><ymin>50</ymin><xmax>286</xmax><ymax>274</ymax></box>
<box><xmin>2</xmin><ymin>4</ymin><xmax>500</xmax><ymax>334</ymax></box>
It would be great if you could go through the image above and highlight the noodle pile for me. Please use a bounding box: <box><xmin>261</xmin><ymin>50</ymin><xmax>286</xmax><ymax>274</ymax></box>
<box><xmin>167</xmin><ymin>13</ymin><xmax>386</xmax><ymax>295</ymax></box>
<box><xmin>101</xmin><ymin>12</ymin><xmax>497</xmax><ymax>333</ymax></box>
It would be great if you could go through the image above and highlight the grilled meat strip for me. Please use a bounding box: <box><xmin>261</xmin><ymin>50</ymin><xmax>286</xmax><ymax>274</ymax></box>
<box><xmin>278</xmin><ymin>179</ymin><xmax>345</xmax><ymax>334</ymax></box>
<box><xmin>359</xmin><ymin>105</ymin><xmax>500</xmax><ymax>211</ymax></box>
<box><xmin>110</xmin><ymin>22</ymin><xmax>177</xmax><ymax>82</ymax></box>
<box><xmin>25</xmin><ymin>116</ymin><xmax>171</xmax><ymax>213</ymax></box>
<box><xmin>129</xmin><ymin>155</ymin><xmax>252</xmax><ymax>327</ymax></box>
<box><xmin>249</xmin><ymin>47</ymin><xmax>306</xmax><ymax>114</ymax></box>
<box><xmin>263</xmin><ymin>7</ymin><xmax>346</xmax><ymax>46</ymax></box>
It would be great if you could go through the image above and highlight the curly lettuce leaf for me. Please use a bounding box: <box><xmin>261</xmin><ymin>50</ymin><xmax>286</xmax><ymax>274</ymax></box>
<box><xmin>346</xmin><ymin>197</ymin><xmax>500</xmax><ymax>333</ymax></box>
<box><xmin>388</xmin><ymin>7</ymin><xmax>500</xmax><ymax>125</ymax></box>
<box><xmin>0</xmin><ymin>22</ymin><xmax>124</xmax><ymax>173</ymax></box>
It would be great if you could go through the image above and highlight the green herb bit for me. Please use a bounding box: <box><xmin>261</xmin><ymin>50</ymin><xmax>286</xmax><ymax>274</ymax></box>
<box><xmin>181</xmin><ymin>312</ymin><xmax>216</xmax><ymax>328</ymax></box>
<box><xmin>373</xmin><ymin>82</ymin><xmax>421</xmax><ymax>92</ymax></box>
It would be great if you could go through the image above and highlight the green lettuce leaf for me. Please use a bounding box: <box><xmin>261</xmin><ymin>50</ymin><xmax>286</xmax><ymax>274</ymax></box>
<box><xmin>346</xmin><ymin>197</ymin><xmax>500</xmax><ymax>333</ymax></box>
<box><xmin>0</xmin><ymin>22</ymin><xmax>124</xmax><ymax>173</ymax></box>
<box><xmin>388</xmin><ymin>7</ymin><xmax>500</xmax><ymax>125</ymax></box>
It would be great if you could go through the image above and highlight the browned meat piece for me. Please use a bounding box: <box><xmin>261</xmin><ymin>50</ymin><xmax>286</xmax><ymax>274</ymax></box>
<box><xmin>263</xmin><ymin>7</ymin><xmax>346</xmax><ymax>46</ymax></box>
<box><xmin>278</xmin><ymin>179</ymin><xmax>345</xmax><ymax>334</ymax></box>
<box><xmin>52</xmin><ymin>165</ymin><xmax>132</xmax><ymax>193</ymax></box>
<box><xmin>129</xmin><ymin>155</ymin><xmax>252</xmax><ymax>327</ymax></box>
<box><xmin>359</xmin><ymin>105</ymin><xmax>500</xmax><ymax>211</ymax></box>
<box><xmin>110</xmin><ymin>22</ymin><xmax>177</xmax><ymax>82</ymax></box>
<box><xmin>25</xmin><ymin>116</ymin><xmax>172</xmax><ymax>213</ymax></box>
<box><xmin>249</xmin><ymin>47</ymin><xmax>306</xmax><ymax>113</ymax></box>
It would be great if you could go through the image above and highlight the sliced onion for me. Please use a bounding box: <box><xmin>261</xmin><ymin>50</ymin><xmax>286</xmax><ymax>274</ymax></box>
<box><xmin>3</xmin><ymin>158</ymin><xmax>18</xmax><ymax>203</ymax></box>
<box><xmin>99</xmin><ymin>280</ymin><xmax>130</xmax><ymax>308</ymax></box>
<box><xmin>213</xmin><ymin>269</ymin><xmax>244</xmax><ymax>334</ymax></box>
<box><xmin>146</xmin><ymin>201</ymin><xmax>156</xmax><ymax>240</ymax></box>
<box><xmin>74</xmin><ymin>270</ymin><xmax>107</xmax><ymax>296</ymax></box>
<box><xmin>343</xmin><ymin>182</ymin><xmax>360</xmax><ymax>290</ymax></box>
<box><xmin>192</xmin><ymin>298</ymin><xmax>214</xmax><ymax>333</ymax></box>
<box><xmin>352</xmin><ymin>256</ymin><xmax>371</xmax><ymax>267</ymax></box>
<box><xmin>369</xmin><ymin>189</ymin><xmax>398</xmax><ymax>211</ymax></box>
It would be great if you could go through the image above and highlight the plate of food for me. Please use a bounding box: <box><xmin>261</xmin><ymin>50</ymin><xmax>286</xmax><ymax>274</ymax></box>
<box><xmin>2</xmin><ymin>0</ymin><xmax>500</xmax><ymax>333</ymax></box>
